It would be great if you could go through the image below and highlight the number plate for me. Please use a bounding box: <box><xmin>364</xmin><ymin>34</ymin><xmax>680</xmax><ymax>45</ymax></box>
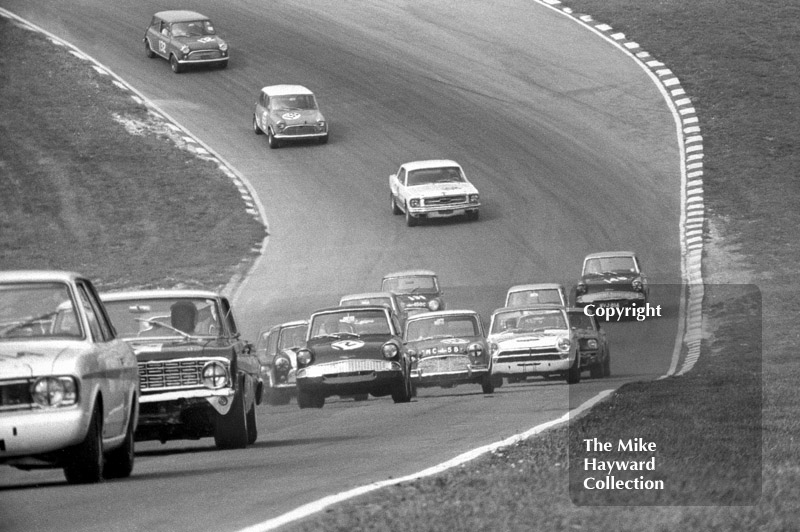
<box><xmin>597</xmin><ymin>302</ymin><xmax>620</xmax><ymax>308</ymax></box>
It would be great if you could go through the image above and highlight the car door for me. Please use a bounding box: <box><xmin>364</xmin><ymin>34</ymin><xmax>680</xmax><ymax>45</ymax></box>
<box><xmin>154</xmin><ymin>21</ymin><xmax>172</xmax><ymax>59</ymax></box>
<box><xmin>391</xmin><ymin>167</ymin><xmax>407</xmax><ymax>203</ymax></box>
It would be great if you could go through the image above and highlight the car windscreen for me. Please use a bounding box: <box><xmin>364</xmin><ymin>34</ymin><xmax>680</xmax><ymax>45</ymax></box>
<box><xmin>278</xmin><ymin>324</ymin><xmax>307</xmax><ymax>350</ymax></box>
<box><xmin>491</xmin><ymin>309</ymin><xmax>566</xmax><ymax>335</ymax></box>
<box><xmin>310</xmin><ymin>309</ymin><xmax>389</xmax><ymax>338</ymax></box>
<box><xmin>171</xmin><ymin>20</ymin><xmax>216</xmax><ymax>37</ymax></box>
<box><xmin>406</xmin><ymin>167</ymin><xmax>464</xmax><ymax>186</ymax></box>
<box><xmin>0</xmin><ymin>282</ymin><xmax>82</xmax><ymax>340</ymax></box>
<box><xmin>406</xmin><ymin>315</ymin><xmax>478</xmax><ymax>341</ymax></box>
<box><xmin>381</xmin><ymin>276</ymin><xmax>437</xmax><ymax>294</ymax></box>
<box><xmin>583</xmin><ymin>256</ymin><xmax>637</xmax><ymax>275</ymax></box>
<box><xmin>271</xmin><ymin>94</ymin><xmax>317</xmax><ymax>110</ymax></box>
<box><xmin>507</xmin><ymin>289</ymin><xmax>563</xmax><ymax>306</ymax></box>
<box><xmin>104</xmin><ymin>297</ymin><xmax>221</xmax><ymax>338</ymax></box>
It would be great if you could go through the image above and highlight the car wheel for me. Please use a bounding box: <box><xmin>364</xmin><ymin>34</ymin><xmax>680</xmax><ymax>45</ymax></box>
<box><xmin>391</xmin><ymin>193</ymin><xmax>401</xmax><ymax>215</ymax></box>
<box><xmin>590</xmin><ymin>358</ymin><xmax>603</xmax><ymax>379</ymax></box>
<box><xmin>214</xmin><ymin>386</ymin><xmax>249</xmax><ymax>449</ymax></box>
<box><xmin>246</xmin><ymin>400</ymin><xmax>258</xmax><ymax>445</ymax></box>
<box><xmin>566</xmin><ymin>352</ymin><xmax>582</xmax><ymax>384</ymax></box>
<box><xmin>103</xmin><ymin>402</ymin><xmax>136</xmax><ymax>480</ymax></box>
<box><xmin>391</xmin><ymin>374</ymin><xmax>413</xmax><ymax>403</ymax></box>
<box><xmin>63</xmin><ymin>403</ymin><xmax>104</xmax><ymax>484</ymax></box>
<box><xmin>298</xmin><ymin>389</ymin><xmax>324</xmax><ymax>409</ymax></box>
<box><xmin>405</xmin><ymin>204</ymin><xmax>417</xmax><ymax>227</ymax></box>
<box><xmin>144</xmin><ymin>40</ymin><xmax>156</xmax><ymax>59</ymax></box>
<box><xmin>217</xmin><ymin>60</ymin><xmax>228</xmax><ymax>70</ymax></box>
<box><xmin>466</xmin><ymin>210</ymin><xmax>480</xmax><ymax>221</ymax></box>
<box><xmin>481</xmin><ymin>375</ymin><xmax>495</xmax><ymax>394</ymax></box>
<box><xmin>603</xmin><ymin>351</ymin><xmax>611</xmax><ymax>377</ymax></box>
<box><xmin>268</xmin><ymin>129</ymin><xmax>280</xmax><ymax>149</ymax></box>
<box><xmin>253</xmin><ymin>115</ymin><xmax>263</xmax><ymax>135</ymax></box>
<box><xmin>318</xmin><ymin>134</ymin><xmax>328</xmax><ymax>144</ymax></box>
<box><xmin>169</xmin><ymin>55</ymin><xmax>182</xmax><ymax>74</ymax></box>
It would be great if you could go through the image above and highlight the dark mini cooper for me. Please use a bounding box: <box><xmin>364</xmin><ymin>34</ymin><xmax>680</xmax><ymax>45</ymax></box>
<box><xmin>381</xmin><ymin>269</ymin><xmax>445</xmax><ymax>317</ymax></box>
<box><xmin>101</xmin><ymin>290</ymin><xmax>261</xmax><ymax>449</ymax></box>
<box><xmin>295</xmin><ymin>306</ymin><xmax>412</xmax><ymax>408</ymax></box>
<box><xmin>575</xmin><ymin>251</ymin><xmax>649</xmax><ymax>309</ymax></box>
<box><xmin>254</xmin><ymin>320</ymin><xmax>308</xmax><ymax>406</ymax></box>
<box><xmin>143</xmin><ymin>10</ymin><xmax>229</xmax><ymax>73</ymax></box>
<box><xmin>253</xmin><ymin>85</ymin><xmax>328</xmax><ymax>148</ymax></box>
<box><xmin>567</xmin><ymin>308</ymin><xmax>611</xmax><ymax>379</ymax></box>
<box><xmin>404</xmin><ymin>310</ymin><xmax>495</xmax><ymax>394</ymax></box>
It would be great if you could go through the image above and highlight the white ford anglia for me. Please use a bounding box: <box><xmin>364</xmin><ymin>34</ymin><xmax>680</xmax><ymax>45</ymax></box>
<box><xmin>0</xmin><ymin>271</ymin><xmax>139</xmax><ymax>484</ymax></box>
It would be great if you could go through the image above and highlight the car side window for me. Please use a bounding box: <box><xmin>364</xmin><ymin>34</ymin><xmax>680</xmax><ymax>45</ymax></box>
<box><xmin>219</xmin><ymin>298</ymin><xmax>238</xmax><ymax>336</ymax></box>
<box><xmin>266</xmin><ymin>330</ymin><xmax>279</xmax><ymax>356</ymax></box>
<box><xmin>397</xmin><ymin>168</ymin><xmax>406</xmax><ymax>186</ymax></box>
<box><xmin>76</xmin><ymin>284</ymin><xmax>104</xmax><ymax>341</ymax></box>
<box><xmin>161</xmin><ymin>22</ymin><xmax>169</xmax><ymax>37</ymax></box>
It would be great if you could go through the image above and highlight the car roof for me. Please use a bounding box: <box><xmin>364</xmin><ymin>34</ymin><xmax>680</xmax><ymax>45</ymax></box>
<box><xmin>583</xmin><ymin>251</ymin><xmax>637</xmax><ymax>260</ymax></box>
<box><xmin>400</xmin><ymin>160</ymin><xmax>462</xmax><ymax>172</ymax></box>
<box><xmin>100</xmin><ymin>289</ymin><xmax>221</xmax><ymax>301</ymax></box>
<box><xmin>0</xmin><ymin>270</ymin><xmax>84</xmax><ymax>283</ymax></box>
<box><xmin>382</xmin><ymin>269</ymin><xmax>438</xmax><ymax>279</ymax></box>
<box><xmin>340</xmin><ymin>292</ymin><xmax>396</xmax><ymax>301</ymax></box>
<box><xmin>312</xmin><ymin>305</ymin><xmax>391</xmax><ymax>315</ymax></box>
<box><xmin>491</xmin><ymin>304</ymin><xmax>566</xmax><ymax>316</ymax></box>
<box><xmin>154</xmin><ymin>10</ymin><xmax>211</xmax><ymax>23</ymax></box>
<box><xmin>260</xmin><ymin>85</ymin><xmax>314</xmax><ymax>97</ymax></box>
<box><xmin>506</xmin><ymin>283</ymin><xmax>565</xmax><ymax>292</ymax></box>
<box><xmin>406</xmin><ymin>309</ymin><xmax>479</xmax><ymax>321</ymax></box>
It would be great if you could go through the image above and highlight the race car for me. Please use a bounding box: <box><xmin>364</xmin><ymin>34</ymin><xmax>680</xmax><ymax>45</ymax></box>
<box><xmin>143</xmin><ymin>10</ymin><xmax>229</xmax><ymax>73</ymax></box>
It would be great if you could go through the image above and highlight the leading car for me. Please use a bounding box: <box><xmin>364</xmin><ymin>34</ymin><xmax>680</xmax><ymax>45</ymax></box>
<box><xmin>101</xmin><ymin>290</ymin><xmax>261</xmax><ymax>449</ymax></box>
<box><xmin>0</xmin><ymin>271</ymin><xmax>139</xmax><ymax>484</ymax></box>
<box><xmin>143</xmin><ymin>10</ymin><xmax>229</xmax><ymax>73</ymax></box>
<box><xmin>389</xmin><ymin>160</ymin><xmax>480</xmax><ymax>226</ymax></box>
<box><xmin>575</xmin><ymin>251</ymin><xmax>649</xmax><ymax>311</ymax></box>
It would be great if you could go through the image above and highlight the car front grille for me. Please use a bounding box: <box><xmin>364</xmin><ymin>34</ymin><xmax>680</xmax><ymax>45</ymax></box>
<box><xmin>0</xmin><ymin>380</ymin><xmax>33</xmax><ymax>411</ymax></box>
<box><xmin>188</xmin><ymin>50</ymin><xmax>223</xmax><ymax>60</ymax></box>
<box><xmin>283</xmin><ymin>125</ymin><xmax>320</xmax><ymax>135</ymax></box>
<box><xmin>139</xmin><ymin>360</ymin><xmax>206</xmax><ymax>391</ymax></box>
<box><xmin>418</xmin><ymin>355</ymin><xmax>470</xmax><ymax>373</ymax></box>
<box><xmin>423</xmin><ymin>195</ymin><xmax>467</xmax><ymax>206</ymax></box>
<box><xmin>495</xmin><ymin>348</ymin><xmax>561</xmax><ymax>363</ymax></box>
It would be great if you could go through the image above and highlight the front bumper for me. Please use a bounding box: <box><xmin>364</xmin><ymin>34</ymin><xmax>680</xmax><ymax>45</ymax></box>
<box><xmin>296</xmin><ymin>359</ymin><xmax>403</xmax><ymax>395</ymax></box>
<box><xmin>140</xmin><ymin>387</ymin><xmax>234</xmax><ymax>416</ymax></box>
<box><xmin>0</xmin><ymin>406</ymin><xmax>89</xmax><ymax>459</ymax></box>
<box><xmin>576</xmin><ymin>290</ymin><xmax>646</xmax><ymax>306</ymax></box>
<box><xmin>408</xmin><ymin>203</ymin><xmax>480</xmax><ymax>219</ymax></box>
<box><xmin>178</xmin><ymin>50</ymin><xmax>229</xmax><ymax>65</ymax></box>
<box><xmin>491</xmin><ymin>357</ymin><xmax>571</xmax><ymax>376</ymax></box>
<box><xmin>411</xmin><ymin>355</ymin><xmax>489</xmax><ymax>387</ymax></box>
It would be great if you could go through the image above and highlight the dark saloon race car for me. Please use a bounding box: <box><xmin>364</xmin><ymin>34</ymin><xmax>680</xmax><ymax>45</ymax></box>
<box><xmin>567</xmin><ymin>308</ymin><xmax>611</xmax><ymax>378</ymax></box>
<box><xmin>254</xmin><ymin>319</ymin><xmax>308</xmax><ymax>406</ymax></box>
<box><xmin>339</xmin><ymin>291</ymin><xmax>409</xmax><ymax>328</ymax></box>
<box><xmin>381</xmin><ymin>270</ymin><xmax>445</xmax><ymax>317</ymax></box>
<box><xmin>253</xmin><ymin>85</ymin><xmax>328</xmax><ymax>148</ymax></box>
<box><xmin>0</xmin><ymin>271</ymin><xmax>139</xmax><ymax>484</ymax></box>
<box><xmin>575</xmin><ymin>251</ymin><xmax>649</xmax><ymax>310</ymax></box>
<box><xmin>294</xmin><ymin>306</ymin><xmax>412</xmax><ymax>408</ymax></box>
<box><xmin>404</xmin><ymin>310</ymin><xmax>495</xmax><ymax>394</ymax></box>
<box><xmin>143</xmin><ymin>10</ymin><xmax>229</xmax><ymax>73</ymax></box>
<box><xmin>101</xmin><ymin>290</ymin><xmax>261</xmax><ymax>449</ymax></box>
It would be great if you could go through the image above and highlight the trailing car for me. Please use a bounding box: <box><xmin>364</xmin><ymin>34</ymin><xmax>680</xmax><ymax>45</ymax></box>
<box><xmin>295</xmin><ymin>305</ymin><xmax>412</xmax><ymax>408</ymax></box>
<box><xmin>567</xmin><ymin>308</ymin><xmax>611</xmax><ymax>378</ymax></box>
<box><xmin>504</xmin><ymin>283</ymin><xmax>568</xmax><ymax>307</ymax></box>
<box><xmin>404</xmin><ymin>310</ymin><xmax>495</xmax><ymax>394</ymax></box>
<box><xmin>101</xmin><ymin>290</ymin><xmax>261</xmax><ymax>449</ymax></box>
<box><xmin>254</xmin><ymin>320</ymin><xmax>308</xmax><ymax>406</ymax></box>
<box><xmin>0</xmin><ymin>271</ymin><xmax>139</xmax><ymax>484</ymax></box>
<box><xmin>487</xmin><ymin>305</ymin><xmax>582</xmax><ymax>384</ymax></box>
<box><xmin>381</xmin><ymin>269</ymin><xmax>445</xmax><ymax>317</ymax></box>
<box><xmin>389</xmin><ymin>159</ymin><xmax>480</xmax><ymax>226</ymax></box>
<box><xmin>253</xmin><ymin>85</ymin><xmax>328</xmax><ymax>148</ymax></box>
<box><xmin>143</xmin><ymin>10</ymin><xmax>229</xmax><ymax>73</ymax></box>
<box><xmin>339</xmin><ymin>291</ymin><xmax>409</xmax><ymax>328</ymax></box>
<box><xmin>575</xmin><ymin>251</ymin><xmax>649</xmax><ymax>310</ymax></box>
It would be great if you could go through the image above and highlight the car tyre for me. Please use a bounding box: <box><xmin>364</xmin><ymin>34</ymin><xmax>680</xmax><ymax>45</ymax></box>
<box><xmin>246</xmin><ymin>401</ymin><xmax>258</xmax><ymax>445</ymax></box>
<box><xmin>169</xmin><ymin>55</ymin><xmax>182</xmax><ymax>74</ymax></box>
<box><xmin>391</xmin><ymin>193</ymin><xmax>402</xmax><ymax>215</ymax></box>
<box><xmin>63</xmin><ymin>403</ymin><xmax>104</xmax><ymax>484</ymax></box>
<box><xmin>466</xmin><ymin>210</ymin><xmax>480</xmax><ymax>222</ymax></box>
<box><xmin>253</xmin><ymin>115</ymin><xmax>264</xmax><ymax>135</ymax></box>
<box><xmin>214</xmin><ymin>386</ymin><xmax>249</xmax><ymax>449</ymax></box>
<box><xmin>566</xmin><ymin>352</ymin><xmax>582</xmax><ymax>384</ymax></box>
<box><xmin>603</xmin><ymin>351</ymin><xmax>611</xmax><ymax>377</ymax></box>
<box><xmin>481</xmin><ymin>375</ymin><xmax>495</xmax><ymax>394</ymax></box>
<box><xmin>144</xmin><ymin>40</ymin><xmax>156</xmax><ymax>59</ymax></box>
<box><xmin>298</xmin><ymin>389</ymin><xmax>324</xmax><ymax>408</ymax></box>
<box><xmin>319</xmin><ymin>134</ymin><xmax>328</xmax><ymax>144</ymax></box>
<box><xmin>405</xmin><ymin>204</ymin><xmax>417</xmax><ymax>227</ymax></box>
<box><xmin>103</xmin><ymin>402</ymin><xmax>136</xmax><ymax>480</ymax></box>
<box><xmin>268</xmin><ymin>129</ymin><xmax>280</xmax><ymax>149</ymax></box>
<box><xmin>391</xmin><ymin>375</ymin><xmax>413</xmax><ymax>403</ymax></box>
<box><xmin>590</xmin><ymin>358</ymin><xmax>604</xmax><ymax>379</ymax></box>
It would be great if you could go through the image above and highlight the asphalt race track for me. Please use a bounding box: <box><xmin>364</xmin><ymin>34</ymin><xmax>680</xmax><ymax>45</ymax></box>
<box><xmin>0</xmin><ymin>1</ymin><xmax>682</xmax><ymax>530</ymax></box>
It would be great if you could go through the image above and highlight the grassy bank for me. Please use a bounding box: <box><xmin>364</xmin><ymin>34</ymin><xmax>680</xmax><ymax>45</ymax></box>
<box><xmin>0</xmin><ymin>17</ymin><xmax>266</xmax><ymax>291</ymax></box>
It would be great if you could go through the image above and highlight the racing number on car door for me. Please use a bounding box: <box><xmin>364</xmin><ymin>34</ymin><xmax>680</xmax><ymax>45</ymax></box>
<box><xmin>159</xmin><ymin>40</ymin><xmax>167</xmax><ymax>54</ymax></box>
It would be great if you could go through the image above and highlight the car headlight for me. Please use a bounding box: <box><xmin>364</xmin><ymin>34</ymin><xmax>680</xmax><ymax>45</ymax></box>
<box><xmin>382</xmin><ymin>342</ymin><xmax>399</xmax><ymax>360</ymax></box>
<box><xmin>409</xmin><ymin>198</ymin><xmax>420</xmax><ymax>208</ymax></box>
<box><xmin>202</xmin><ymin>361</ymin><xmax>229</xmax><ymax>389</ymax></box>
<box><xmin>632</xmin><ymin>277</ymin><xmax>644</xmax><ymax>291</ymax></box>
<box><xmin>469</xmin><ymin>194</ymin><xmax>479</xmax><ymax>204</ymax></box>
<box><xmin>180</xmin><ymin>45</ymin><xmax>190</xmax><ymax>54</ymax></box>
<box><xmin>317</xmin><ymin>120</ymin><xmax>326</xmax><ymax>128</ymax></box>
<box><xmin>274</xmin><ymin>354</ymin><xmax>291</xmax><ymax>373</ymax></box>
<box><xmin>427</xmin><ymin>299</ymin><xmax>441</xmax><ymax>311</ymax></box>
<box><xmin>467</xmin><ymin>342</ymin><xmax>484</xmax><ymax>357</ymax></box>
<box><xmin>277</xmin><ymin>121</ymin><xmax>286</xmax><ymax>130</ymax></box>
<box><xmin>297</xmin><ymin>349</ymin><xmax>313</xmax><ymax>367</ymax></box>
<box><xmin>219</xmin><ymin>41</ymin><xmax>228</xmax><ymax>51</ymax></box>
<box><xmin>31</xmin><ymin>376</ymin><xmax>77</xmax><ymax>408</ymax></box>
<box><xmin>584</xmin><ymin>339</ymin><xmax>599</xmax><ymax>350</ymax></box>
<box><xmin>556</xmin><ymin>336</ymin><xmax>571</xmax><ymax>353</ymax></box>
<box><xmin>490</xmin><ymin>342</ymin><xmax>499</xmax><ymax>355</ymax></box>
<box><xmin>576</xmin><ymin>282</ymin><xmax>587</xmax><ymax>295</ymax></box>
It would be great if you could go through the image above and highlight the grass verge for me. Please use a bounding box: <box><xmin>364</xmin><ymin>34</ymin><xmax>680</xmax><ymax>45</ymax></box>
<box><xmin>0</xmin><ymin>16</ymin><xmax>266</xmax><ymax>291</ymax></box>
